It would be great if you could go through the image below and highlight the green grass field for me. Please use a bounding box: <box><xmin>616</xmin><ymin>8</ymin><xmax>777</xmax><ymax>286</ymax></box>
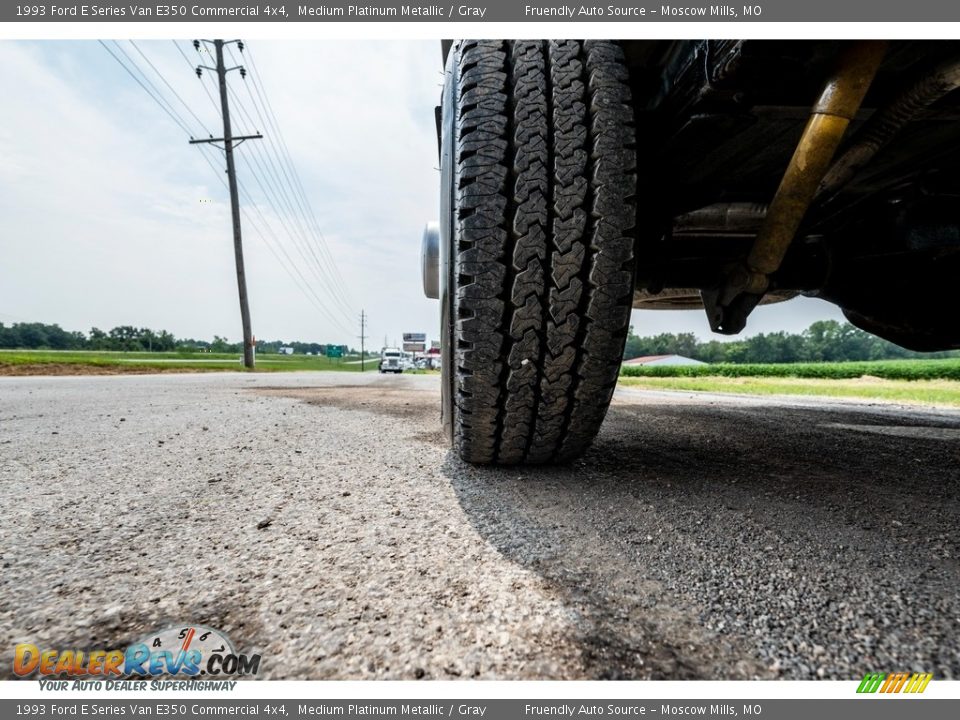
<box><xmin>619</xmin><ymin>358</ymin><xmax>960</xmax><ymax>407</ymax></box>
<box><xmin>620</xmin><ymin>358</ymin><xmax>960</xmax><ymax>381</ymax></box>
<box><xmin>618</xmin><ymin>375</ymin><xmax>960</xmax><ymax>407</ymax></box>
<box><xmin>5</xmin><ymin>351</ymin><xmax>960</xmax><ymax>407</ymax></box>
<box><xmin>0</xmin><ymin>349</ymin><xmax>379</xmax><ymax>374</ymax></box>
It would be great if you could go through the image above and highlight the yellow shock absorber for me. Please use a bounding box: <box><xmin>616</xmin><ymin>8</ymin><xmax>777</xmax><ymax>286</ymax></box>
<box><xmin>743</xmin><ymin>41</ymin><xmax>888</xmax><ymax>294</ymax></box>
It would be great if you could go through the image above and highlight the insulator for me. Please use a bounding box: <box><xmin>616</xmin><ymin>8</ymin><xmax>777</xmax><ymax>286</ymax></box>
<box><xmin>193</xmin><ymin>40</ymin><xmax>200</xmax><ymax>51</ymax></box>
<box><xmin>195</xmin><ymin>67</ymin><xmax>202</xmax><ymax>78</ymax></box>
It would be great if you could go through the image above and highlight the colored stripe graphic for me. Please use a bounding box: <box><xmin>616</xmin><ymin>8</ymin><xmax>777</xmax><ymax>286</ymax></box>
<box><xmin>905</xmin><ymin>673</ymin><xmax>933</xmax><ymax>693</ymax></box>
<box><xmin>857</xmin><ymin>672</ymin><xmax>932</xmax><ymax>694</ymax></box>
<box><xmin>887</xmin><ymin>672</ymin><xmax>909</xmax><ymax>693</ymax></box>
<box><xmin>857</xmin><ymin>672</ymin><xmax>885</xmax><ymax>693</ymax></box>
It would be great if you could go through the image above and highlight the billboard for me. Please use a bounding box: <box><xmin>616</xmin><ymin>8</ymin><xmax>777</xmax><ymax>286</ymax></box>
<box><xmin>403</xmin><ymin>342</ymin><xmax>426</xmax><ymax>353</ymax></box>
<box><xmin>403</xmin><ymin>333</ymin><xmax>426</xmax><ymax>343</ymax></box>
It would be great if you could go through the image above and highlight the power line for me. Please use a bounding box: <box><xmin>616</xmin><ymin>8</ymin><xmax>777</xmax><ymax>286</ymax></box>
<box><xmin>197</xmin><ymin>140</ymin><xmax>356</xmax><ymax>335</ymax></box>
<box><xmin>243</xmin><ymin>210</ymin><xmax>356</xmax><ymax>336</ymax></box>
<box><xmin>225</xmin><ymin>70</ymin><xmax>338</xmax><ymax>287</ymax></box>
<box><xmin>110</xmin><ymin>41</ymin><xmax>198</xmax><ymax>136</ymax></box>
<box><xmin>98</xmin><ymin>40</ymin><xmax>192</xmax><ymax>136</ymax></box>
<box><xmin>100</xmin><ymin>38</ymin><xmax>356</xmax><ymax>341</ymax></box>
<box><xmin>172</xmin><ymin>40</ymin><xmax>221</xmax><ymax>120</ymax></box>
<box><xmin>236</xmin><ymin>151</ymin><xmax>357</xmax><ymax>330</ymax></box>
<box><xmin>196</xmin><ymin>45</ymin><xmax>354</xmax><ymax>336</ymax></box>
<box><xmin>196</xmin><ymin>145</ymin><xmax>354</xmax><ymax>337</ymax></box>
<box><xmin>225</xmin><ymin>86</ymin><xmax>357</xmax><ymax>323</ymax></box>
<box><xmin>245</xmin><ymin>55</ymin><xmax>355</xmax><ymax>304</ymax></box>
<box><xmin>236</xmin><ymin>185</ymin><xmax>356</xmax><ymax>335</ymax></box>
<box><xmin>233</xmin><ymin>44</ymin><xmax>357</xmax><ymax>308</ymax></box>
<box><xmin>129</xmin><ymin>40</ymin><xmax>211</xmax><ymax>134</ymax></box>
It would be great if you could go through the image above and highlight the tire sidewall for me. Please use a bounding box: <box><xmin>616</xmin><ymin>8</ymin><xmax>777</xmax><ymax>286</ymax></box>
<box><xmin>439</xmin><ymin>46</ymin><xmax>459</xmax><ymax>445</ymax></box>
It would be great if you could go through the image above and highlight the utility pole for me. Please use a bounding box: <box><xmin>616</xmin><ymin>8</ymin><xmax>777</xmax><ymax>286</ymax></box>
<box><xmin>190</xmin><ymin>39</ymin><xmax>262</xmax><ymax>369</ymax></box>
<box><xmin>358</xmin><ymin>310</ymin><xmax>367</xmax><ymax>372</ymax></box>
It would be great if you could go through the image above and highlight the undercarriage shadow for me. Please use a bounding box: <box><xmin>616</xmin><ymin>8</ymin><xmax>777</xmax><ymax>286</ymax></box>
<box><xmin>443</xmin><ymin>398</ymin><xmax>960</xmax><ymax>679</ymax></box>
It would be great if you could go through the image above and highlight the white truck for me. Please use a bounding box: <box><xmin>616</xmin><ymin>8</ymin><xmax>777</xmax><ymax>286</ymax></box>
<box><xmin>378</xmin><ymin>348</ymin><xmax>403</xmax><ymax>374</ymax></box>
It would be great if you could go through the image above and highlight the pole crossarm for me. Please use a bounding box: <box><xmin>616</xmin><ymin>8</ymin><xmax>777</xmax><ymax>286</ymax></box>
<box><xmin>190</xmin><ymin>134</ymin><xmax>263</xmax><ymax>145</ymax></box>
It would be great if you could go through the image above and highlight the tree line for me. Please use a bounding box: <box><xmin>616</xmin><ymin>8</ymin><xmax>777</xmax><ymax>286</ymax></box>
<box><xmin>3</xmin><ymin>319</ymin><xmax>956</xmax><ymax>363</ymax></box>
<box><xmin>624</xmin><ymin>320</ymin><xmax>959</xmax><ymax>363</ymax></box>
<box><xmin>0</xmin><ymin>323</ymin><xmax>364</xmax><ymax>356</ymax></box>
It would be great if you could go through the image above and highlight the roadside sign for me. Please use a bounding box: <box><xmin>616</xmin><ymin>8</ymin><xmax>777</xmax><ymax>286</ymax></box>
<box><xmin>403</xmin><ymin>342</ymin><xmax>426</xmax><ymax>353</ymax></box>
<box><xmin>327</xmin><ymin>345</ymin><xmax>343</xmax><ymax>358</ymax></box>
<box><xmin>403</xmin><ymin>333</ymin><xmax>426</xmax><ymax>343</ymax></box>
<box><xmin>430</xmin><ymin>340</ymin><xmax>441</xmax><ymax>350</ymax></box>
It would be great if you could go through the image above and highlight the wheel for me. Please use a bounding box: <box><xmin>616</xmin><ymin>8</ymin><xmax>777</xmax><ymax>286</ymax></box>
<box><xmin>439</xmin><ymin>40</ymin><xmax>637</xmax><ymax>465</ymax></box>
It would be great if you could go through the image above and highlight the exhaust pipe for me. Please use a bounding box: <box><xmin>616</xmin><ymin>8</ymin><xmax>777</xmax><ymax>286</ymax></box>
<box><xmin>819</xmin><ymin>56</ymin><xmax>960</xmax><ymax>197</ymax></box>
<box><xmin>673</xmin><ymin>202</ymin><xmax>768</xmax><ymax>237</ymax></box>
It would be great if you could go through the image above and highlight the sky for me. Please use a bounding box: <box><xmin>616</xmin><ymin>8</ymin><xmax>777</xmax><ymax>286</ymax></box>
<box><xmin>0</xmin><ymin>40</ymin><xmax>846</xmax><ymax>348</ymax></box>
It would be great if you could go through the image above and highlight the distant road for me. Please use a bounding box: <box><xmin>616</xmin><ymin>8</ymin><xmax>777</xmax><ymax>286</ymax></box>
<box><xmin>1</xmin><ymin>372</ymin><xmax>957</xmax><ymax>679</ymax></box>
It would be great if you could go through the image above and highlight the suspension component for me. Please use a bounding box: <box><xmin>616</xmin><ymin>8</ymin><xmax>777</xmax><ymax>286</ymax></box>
<box><xmin>703</xmin><ymin>41</ymin><xmax>887</xmax><ymax>334</ymax></box>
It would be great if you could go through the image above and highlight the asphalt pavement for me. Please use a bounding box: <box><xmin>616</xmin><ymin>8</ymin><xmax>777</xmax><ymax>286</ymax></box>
<box><xmin>1</xmin><ymin>371</ymin><xmax>958</xmax><ymax>680</ymax></box>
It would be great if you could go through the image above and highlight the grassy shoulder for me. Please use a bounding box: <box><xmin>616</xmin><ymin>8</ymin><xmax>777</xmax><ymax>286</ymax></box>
<box><xmin>0</xmin><ymin>350</ymin><xmax>379</xmax><ymax>374</ymax></box>
<box><xmin>620</xmin><ymin>357</ymin><xmax>960</xmax><ymax>381</ymax></box>
<box><xmin>618</xmin><ymin>375</ymin><xmax>960</xmax><ymax>407</ymax></box>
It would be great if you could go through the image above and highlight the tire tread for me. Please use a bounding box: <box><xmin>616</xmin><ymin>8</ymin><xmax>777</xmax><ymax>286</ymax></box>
<box><xmin>452</xmin><ymin>39</ymin><xmax>636</xmax><ymax>465</ymax></box>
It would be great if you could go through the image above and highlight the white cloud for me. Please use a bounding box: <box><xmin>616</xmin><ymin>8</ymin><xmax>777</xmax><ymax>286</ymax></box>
<box><xmin>0</xmin><ymin>41</ymin><xmax>242</xmax><ymax>339</ymax></box>
<box><xmin>0</xmin><ymin>40</ymin><xmax>442</xmax><ymax>347</ymax></box>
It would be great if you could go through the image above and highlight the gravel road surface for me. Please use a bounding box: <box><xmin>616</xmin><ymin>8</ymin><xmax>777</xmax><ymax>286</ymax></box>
<box><xmin>1</xmin><ymin>372</ymin><xmax>958</xmax><ymax>680</ymax></box>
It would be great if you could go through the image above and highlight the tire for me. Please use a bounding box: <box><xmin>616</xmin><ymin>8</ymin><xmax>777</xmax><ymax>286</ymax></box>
<box><xmin>440</xmin><ymin>40</ymin><xmax>637</xmax><ymax>465</ymax></box>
